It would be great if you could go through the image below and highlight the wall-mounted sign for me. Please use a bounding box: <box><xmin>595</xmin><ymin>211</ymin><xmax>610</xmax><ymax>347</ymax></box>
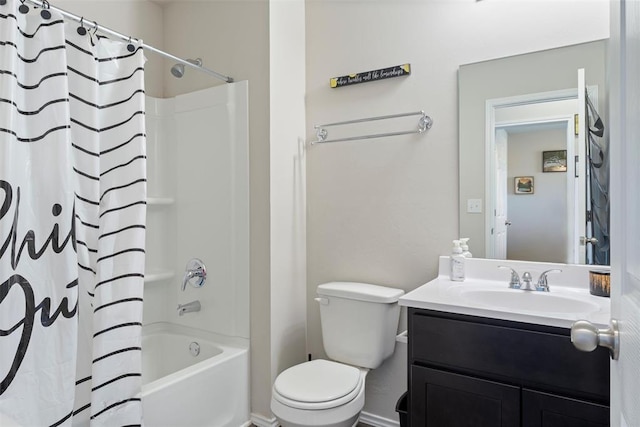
<box><xmin>330</xmin><ymin>64</ymin><xmax>411</xmax><ymax>88</ymax></box>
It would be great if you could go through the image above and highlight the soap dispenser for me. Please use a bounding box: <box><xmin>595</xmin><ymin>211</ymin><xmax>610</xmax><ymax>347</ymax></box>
<box><xmin>450</xmin><ymin>240</ymin><xmax>466</xmax><ymax>282</ymax></box>
<box><xmin>460</xmin><ymin>238</ymin><xmax>472</xmax><ymax>258</ymax></box>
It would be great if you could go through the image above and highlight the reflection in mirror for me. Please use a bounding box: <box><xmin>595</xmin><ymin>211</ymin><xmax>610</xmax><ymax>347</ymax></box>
<box><xmin>489</xmin><ymin>91</ymin><xmax>591</xmax><ymax>265</ymax></box>
<box><xmin>496</xmin><ymin>120</ymin><xmax>574</xmax><ymax>263</ymax></box>
<box><xmin>458</xmin><ymin>40</ymin><xmax>608</xmax><ymax>265</ymax></box>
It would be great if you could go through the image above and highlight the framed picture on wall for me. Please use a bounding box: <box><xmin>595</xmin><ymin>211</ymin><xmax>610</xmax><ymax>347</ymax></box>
<box><xmin>514</xmin><ymin>176</ymin><xmax>534</xmax><ymax>194</ymax></box>
<box><xmin>542</xmin><ymin>150</ymin><xmax>568</xmax><ymax>172</ymax></box>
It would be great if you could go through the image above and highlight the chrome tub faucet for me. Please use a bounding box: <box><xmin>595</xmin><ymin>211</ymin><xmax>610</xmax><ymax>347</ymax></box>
<box><xmin>177</xmin><ymin>300</ymin><xmax>201</xmax><ymax>316</ymax></box>
<box><xmin>182</xmin><ymin>258</ymin><xmax>207</xmax><ymax>291</ymax></box>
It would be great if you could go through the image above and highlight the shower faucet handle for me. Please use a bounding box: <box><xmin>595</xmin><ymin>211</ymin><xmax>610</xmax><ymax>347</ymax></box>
<box><xmin>182</xmin><ymin>258</ymin><xmax>207</xmax><ymax>291</ymax></box>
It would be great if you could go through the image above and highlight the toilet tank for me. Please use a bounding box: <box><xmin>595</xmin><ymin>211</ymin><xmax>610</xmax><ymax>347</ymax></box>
<box><xmin>316</xmin><ymin>282</ymin><xmax>404</xmax><ymax>369</ymax></box>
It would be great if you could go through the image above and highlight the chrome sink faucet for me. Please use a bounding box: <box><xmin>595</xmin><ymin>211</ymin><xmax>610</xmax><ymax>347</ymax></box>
<box><xmin>498</xmin><ymin>266</ymin><xmax>562</xmax><ymax>292</ymax></box>
<box><xmin>498</xmin><ymin>266</ymin><xmax>522</xmax><ymax>289</ymax></box>
<box><xmin>177</xmin><ymin>300</ymin><xmax>201</xmax><ymax>316</ymax></box>
<box><xmin>536</xmin><ymin>269</ymin><xmax>562</xmax><ymax>292</ymax></box>
<box><xmin>521</xmin><ymin>271</ymin><xmax>533</xmax><ymax>290</ymax></box>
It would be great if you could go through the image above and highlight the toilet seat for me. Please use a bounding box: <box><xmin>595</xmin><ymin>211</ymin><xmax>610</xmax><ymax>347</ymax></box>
<box><xmin>273</xmin><ymin>360</ymin><xmax>365</xmax><ymax>410</ymax></box>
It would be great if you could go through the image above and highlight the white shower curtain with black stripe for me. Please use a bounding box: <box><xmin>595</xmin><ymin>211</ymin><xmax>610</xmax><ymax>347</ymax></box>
<box><xmin>0</xmin><ymin>1</ymin><xmax>146</xmax><ymax>426</ymax></box>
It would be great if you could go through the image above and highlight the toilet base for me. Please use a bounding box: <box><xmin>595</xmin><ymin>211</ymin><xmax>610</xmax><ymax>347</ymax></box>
<box><xmin>277</xmin><ymin>413</ymin><xmax>359</xmax><ymax>427</ymax></box>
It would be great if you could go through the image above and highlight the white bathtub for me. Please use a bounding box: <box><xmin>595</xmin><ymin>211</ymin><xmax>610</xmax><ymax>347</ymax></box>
<box><xmin>141</xmin><ymin>322</ymin><xmax>250</xmax><ymax>427</ymax></box>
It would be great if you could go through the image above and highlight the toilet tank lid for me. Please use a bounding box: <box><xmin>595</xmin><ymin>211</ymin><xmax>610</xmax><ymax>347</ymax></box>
<box><xmin>317</xmin><ymin>282</ymin><xmax>404</xmax><ymax>303</ymax></box>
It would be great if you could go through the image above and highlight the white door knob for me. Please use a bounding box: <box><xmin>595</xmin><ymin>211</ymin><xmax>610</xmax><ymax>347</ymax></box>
<box><xmin>570</xmin><ymin>319</ymin><xmax>619</xmax><ymax>360</ymax></box>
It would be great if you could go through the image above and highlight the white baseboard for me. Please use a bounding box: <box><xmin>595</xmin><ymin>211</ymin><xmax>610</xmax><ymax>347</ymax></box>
<box><xmin>359</xmin><ymin>411</ymin><xmax>400</xmax><ymax>427</ymax></box>
<box><xmin>251</xmin><ymin>412</ymin><xmax>279</xmax><ymax>427</ymax></box>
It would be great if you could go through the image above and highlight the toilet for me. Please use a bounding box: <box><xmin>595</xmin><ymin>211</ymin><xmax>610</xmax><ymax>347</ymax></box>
<box><xmin>271</xmin><ymin>282</ymin><xmax>404</xmax><ymax>427</ymax></box>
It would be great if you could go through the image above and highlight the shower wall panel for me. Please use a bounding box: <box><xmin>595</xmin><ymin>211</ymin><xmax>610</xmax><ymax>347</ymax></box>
<box><xmin>144</xmin><ymin>97</ymin><xmax>176</xmax><ymax>325</ymax></box>
<box><xmin>144</xmin><ymin>83</ymin><xmax>249</xmax><ymax>339</ymax></box>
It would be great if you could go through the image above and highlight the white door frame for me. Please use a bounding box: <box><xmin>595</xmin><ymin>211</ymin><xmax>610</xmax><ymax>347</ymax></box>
<box><xmin>493</xmin><ymin>128</ymin><xmax>508</xmax><ymax>260</ymax></box>
<box><xmin>484</xmin><ymin>87</ymin><xmax>597</xmax><ymax>261</ymax></box>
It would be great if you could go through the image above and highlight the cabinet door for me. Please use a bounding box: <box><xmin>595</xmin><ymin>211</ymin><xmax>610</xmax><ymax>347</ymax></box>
<box><xmin>410</xmin><ymin>366</ymin><xmax>520</xmax><ymax>427</ymax></box>
<box><xmin>523</xmin><ymin>389</ymin><xmax>609</xmax><ymax>427</ymax></box>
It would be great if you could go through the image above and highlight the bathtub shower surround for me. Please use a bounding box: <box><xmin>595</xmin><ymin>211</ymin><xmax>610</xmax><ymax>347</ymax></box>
<box><xmin>0</xmin><ymin>1</ymin><xmax>146</xmax><ymax>426</ymax></box>
<box><xmin>144</xmin><ymin>84</ymin><xmax>250</xmax><ymax>339</ymax></box>
<box><xmin>143</xmin><ymin>83</ymin><xmax>250</xmax><ymax>426</ymax></box>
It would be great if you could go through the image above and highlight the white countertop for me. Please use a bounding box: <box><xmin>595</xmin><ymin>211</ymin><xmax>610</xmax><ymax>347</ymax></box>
<box><xmin>399</xmin><ymin>257</ymin><xmax>611</xmax><ymax>329</ymax></box>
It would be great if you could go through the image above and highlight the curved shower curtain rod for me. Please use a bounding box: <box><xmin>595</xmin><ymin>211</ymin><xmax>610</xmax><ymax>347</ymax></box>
<box><xmin>24</xmin><ymin>0</ymin><xmax>234</xmax><ymax>83</ymax></box>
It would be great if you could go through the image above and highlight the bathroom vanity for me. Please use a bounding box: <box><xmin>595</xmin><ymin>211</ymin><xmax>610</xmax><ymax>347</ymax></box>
<box><xmin>400</xmin><ymin>257</ymin><xmax>611</xmax><ymax>427</ymax></box>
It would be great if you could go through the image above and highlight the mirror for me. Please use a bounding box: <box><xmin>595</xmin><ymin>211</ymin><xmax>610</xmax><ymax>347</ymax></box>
<box><xmin>459</xmin><ymin>40</ymin><xmax>608</xmax><ymax>264</ymax></box>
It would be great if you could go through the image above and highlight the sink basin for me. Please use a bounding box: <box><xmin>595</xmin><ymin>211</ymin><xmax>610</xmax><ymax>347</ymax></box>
<box><xmin>398</xmin><ymin>257</ymin><xmax>612</xmax><ymax>328</ymax></box>
<box><xmin>458</xmin><ymin>288</ymin><xmax>600</xmax><ymax>314</ymax></box>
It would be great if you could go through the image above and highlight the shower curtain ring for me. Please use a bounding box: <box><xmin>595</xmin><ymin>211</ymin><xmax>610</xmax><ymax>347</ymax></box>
<box><xmin>40</xmin><ymin>0</ymin><xmax>51</xmax><ymax>19</ymax></box>
<box><xmin>18</xmin><ymin>0</ymin><xmax>29</xmax><ymax>14</ymax></box>
<box><xmin>77</xmin><ymin>17</ymin><xmax>87</xmax><ymax>36</ymax></box>
<box><xmin>89</xmin><ymin>21</ymin><xmax>99</xmax><ymax>46</ymax></box>
<box><xmin>127</xmin><ymin>36</ymin><xmax>136</xmax><ymax>53</ymax></box>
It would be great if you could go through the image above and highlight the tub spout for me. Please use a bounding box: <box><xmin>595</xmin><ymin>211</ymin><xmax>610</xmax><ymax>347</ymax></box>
<box><xmin>177</xmin><ymin>300</ymin><xmax>201</xmax><ymax>316</ymax></box>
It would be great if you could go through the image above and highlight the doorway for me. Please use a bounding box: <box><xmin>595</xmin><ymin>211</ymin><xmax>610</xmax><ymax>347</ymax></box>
<box><xmin>494</xmin><ymin>120</ymin><xmax>575</xmax><ymax>262</ymax></box>
<box><xmin>485</xmin><ymin>86</ymin><xmax>597</xmax><ymax>263</ymax></box>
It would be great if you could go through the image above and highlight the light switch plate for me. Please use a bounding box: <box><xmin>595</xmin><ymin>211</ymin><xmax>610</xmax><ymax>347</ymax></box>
<box><xmin>467</xmin><ymin>199</ymin><xmax>482</xmax><ymax>213</ymax></box>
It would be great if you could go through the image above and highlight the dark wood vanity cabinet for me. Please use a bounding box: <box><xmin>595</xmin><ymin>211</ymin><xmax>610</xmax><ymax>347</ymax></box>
<box><xmin>407</xmin><ymin>308</ymin><xmax>610</xmax><ymax>427</ymax></box>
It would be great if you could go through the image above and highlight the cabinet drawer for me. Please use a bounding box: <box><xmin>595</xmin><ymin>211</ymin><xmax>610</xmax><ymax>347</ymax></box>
<box><xmin>409</xmin><ymin>309</ymin><xmax>609</xmax><ymax>401</ymax></box>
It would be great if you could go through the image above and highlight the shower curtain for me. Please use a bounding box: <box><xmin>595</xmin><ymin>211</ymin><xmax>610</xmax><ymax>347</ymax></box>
<box><xmin>585</xmin><ymin>92</ymin><xmax>609</xmax><ymax>265</ymax></box>
<box><xmin>0</xmin><ymin>1</ymin><xmax>146</xmax><ymax>426</ymax></box>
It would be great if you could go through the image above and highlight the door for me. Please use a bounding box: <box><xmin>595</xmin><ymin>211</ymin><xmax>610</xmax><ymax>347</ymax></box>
<box><xmin>493</xmin><ymin>128</ymin><xmax>508</xmax><ymax>259</ymax></box>
<box><xmin>522</xmin><ymin>389</ymin><xmax>609</xmax><ymax>427</ymax></box>
<box><xmin>607</xmin><ymin>1</ymin><xmax>640</xmax><ymax>426</ymax></box>
<box><xmin>573</xmin><ymin>3</ymin><xmax>640</xmax><ymax>424</ymax></box>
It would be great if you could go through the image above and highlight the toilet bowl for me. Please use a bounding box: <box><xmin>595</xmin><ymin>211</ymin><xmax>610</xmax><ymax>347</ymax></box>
<box><xmin>271</xmin><ymin>360</ymin><xmax>368</xmax><ymax>427</ymax></box>
<box><xmin>271</xmin><ymin>282</ymin><xmax>404</xmax><ymax>427</ymax></box>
